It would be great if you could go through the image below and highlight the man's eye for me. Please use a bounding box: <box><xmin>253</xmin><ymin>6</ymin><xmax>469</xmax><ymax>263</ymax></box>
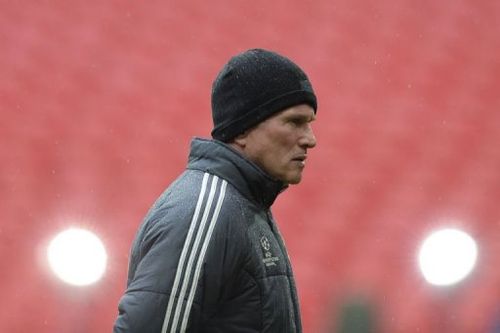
<box><xmin>288</xmin><ymin>118</ymin><xmax>303</xmax><ymax>126</ymax></box>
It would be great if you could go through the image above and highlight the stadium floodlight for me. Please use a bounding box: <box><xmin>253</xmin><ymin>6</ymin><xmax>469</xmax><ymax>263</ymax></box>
<box><xmin>47</xmin><ymin>228</ymin><xmax>107</xmax><ymax>286</ymax></box>
<box><xmin>418</xmin><ymin>228</ymin><xmax>478</xmax><ymax>287</ymax></box>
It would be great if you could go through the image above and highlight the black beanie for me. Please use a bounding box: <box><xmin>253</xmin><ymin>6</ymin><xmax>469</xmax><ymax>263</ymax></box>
<box><xmin>211</xmin><ymin>49</ymin><xmax>317</xmax><ymax>142</ymax></box>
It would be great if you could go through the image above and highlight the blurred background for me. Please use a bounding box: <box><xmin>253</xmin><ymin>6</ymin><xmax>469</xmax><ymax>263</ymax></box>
<box><xmin>1</xmin><ymin>0</ymin><xmax>500</xmax><ymax>332</ymax></box>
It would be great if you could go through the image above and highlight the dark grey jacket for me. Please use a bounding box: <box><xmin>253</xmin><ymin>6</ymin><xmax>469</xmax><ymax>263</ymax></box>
<box><xmin>114</xmin><ymin>138</ymin><xmax>302</xmax><ymax>332</ymax></box>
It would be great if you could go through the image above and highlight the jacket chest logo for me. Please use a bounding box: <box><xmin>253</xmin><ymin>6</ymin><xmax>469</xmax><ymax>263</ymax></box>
<box><xmin>260</xmin><ymin>236</ymin><xmax>280</xmax><ymax>267</ymax></box>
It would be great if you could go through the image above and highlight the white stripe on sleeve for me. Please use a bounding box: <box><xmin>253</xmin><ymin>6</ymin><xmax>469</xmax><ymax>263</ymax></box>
<box><xmin>161</xmin><ymin>173</ymin><xmax>227</xmax><ymax>333</ymax></box>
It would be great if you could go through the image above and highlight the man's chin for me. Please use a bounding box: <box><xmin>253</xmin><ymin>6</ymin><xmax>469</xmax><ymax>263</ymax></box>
<box><xmin>285</xmin><ymin>174</ymin><xmax>302</xmax><ymax>185</ymax></box>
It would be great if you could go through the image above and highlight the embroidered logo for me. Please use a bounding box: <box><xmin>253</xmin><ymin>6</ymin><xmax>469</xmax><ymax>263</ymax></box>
<box><xmin>260</xmin><ymin>236</ymin><xmax>280</xmax><ymax>267</ymax></box>
<box><xmin>260</xmin><ymin>236</ymin><xmax>271</xmax><ymax>251</ymax></box>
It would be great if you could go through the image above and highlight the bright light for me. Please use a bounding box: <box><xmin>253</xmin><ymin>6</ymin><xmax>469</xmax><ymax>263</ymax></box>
<box><xmin>47</xmin><ymin>228</ymin><xmax>107</xmax><ymax>286</ymax></box>
<box><xmin>418</xmin><ymin>228</ymin><xmax>478</xmax><ymax>286</ymax></box>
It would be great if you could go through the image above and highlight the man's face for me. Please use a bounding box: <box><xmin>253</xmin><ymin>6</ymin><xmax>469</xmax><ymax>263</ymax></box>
<box><xmin>236</xmin><ymin>104</ymin><xmax>317</xmax><ymax>185</ymax></box>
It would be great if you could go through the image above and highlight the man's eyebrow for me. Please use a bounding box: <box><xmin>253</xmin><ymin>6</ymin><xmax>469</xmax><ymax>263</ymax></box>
<box><xmin>302</xmin><ymin>114</ymin><xmax>316</xmax><ymax>122</ymax></box>
<box><xmin>286</xmin><ymin>113</ymin><xmax>316</xmax><ymax>120</ymax></box>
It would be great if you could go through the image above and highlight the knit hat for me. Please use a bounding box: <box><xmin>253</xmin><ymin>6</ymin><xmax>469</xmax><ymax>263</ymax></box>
<box><xmin>211</xmin><ymin>49</ymin><xmax>317</xmax><ymax>142</ymax></box>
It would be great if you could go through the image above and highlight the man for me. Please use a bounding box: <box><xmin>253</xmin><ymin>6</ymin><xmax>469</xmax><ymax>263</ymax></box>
<box><xmin>114</xmin><ymin>48</ymin><xmax>317</xmax><ymax>332</ymax></box>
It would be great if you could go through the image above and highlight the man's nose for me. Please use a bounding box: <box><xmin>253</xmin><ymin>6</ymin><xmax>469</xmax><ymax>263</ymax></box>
<box><xmin>300</xmin><ymin>125</ymin><xmax>317</xmax><ymax>149</ymax></box>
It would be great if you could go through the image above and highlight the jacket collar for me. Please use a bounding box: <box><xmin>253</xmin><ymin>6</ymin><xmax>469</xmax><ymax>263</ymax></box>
<box><xmin>187</xmin><ymin>137</ymin><xmax>287</xmax><ymax>208</ymax></box>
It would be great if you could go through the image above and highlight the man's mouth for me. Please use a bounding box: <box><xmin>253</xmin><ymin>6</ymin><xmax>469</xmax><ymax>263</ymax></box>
<box><xmin>291</xmin><ymin>155</ymin><xmax>307</xmax><ymax>166</ymax></box>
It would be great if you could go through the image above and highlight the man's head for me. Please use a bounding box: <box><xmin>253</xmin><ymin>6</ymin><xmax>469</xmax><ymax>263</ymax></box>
<box><xmin>231</xmin><ymin>104</ymin><xmax>316</xmax><ymax>184</ymax></box>
<box><xmin>211</xmin><ymin>48</ymin><xmax>318</xmax><ymax>184</ymax></box>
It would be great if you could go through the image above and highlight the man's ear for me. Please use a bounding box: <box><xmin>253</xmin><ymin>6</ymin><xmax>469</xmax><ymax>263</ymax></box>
<box><xmin>231</xmin><ymin>132</ymin><xmax>249</xmax><ymax>149</ymax></box>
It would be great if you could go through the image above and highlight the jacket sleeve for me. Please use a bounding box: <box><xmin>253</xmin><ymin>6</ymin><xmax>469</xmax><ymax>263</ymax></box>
<box><xmin>113</xmin><ymin>217</ymin><xmax>191</xmax><ymax>333</ymax></box>
<box><xmin>114</xmin><ymin>175</ymin><xmax>246</xmax><ymax>333</ymax></box>
<box><xmin>187</xmin><ymin>190</ymin><xmax>253</xmax><ymax>331</ymax></box>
